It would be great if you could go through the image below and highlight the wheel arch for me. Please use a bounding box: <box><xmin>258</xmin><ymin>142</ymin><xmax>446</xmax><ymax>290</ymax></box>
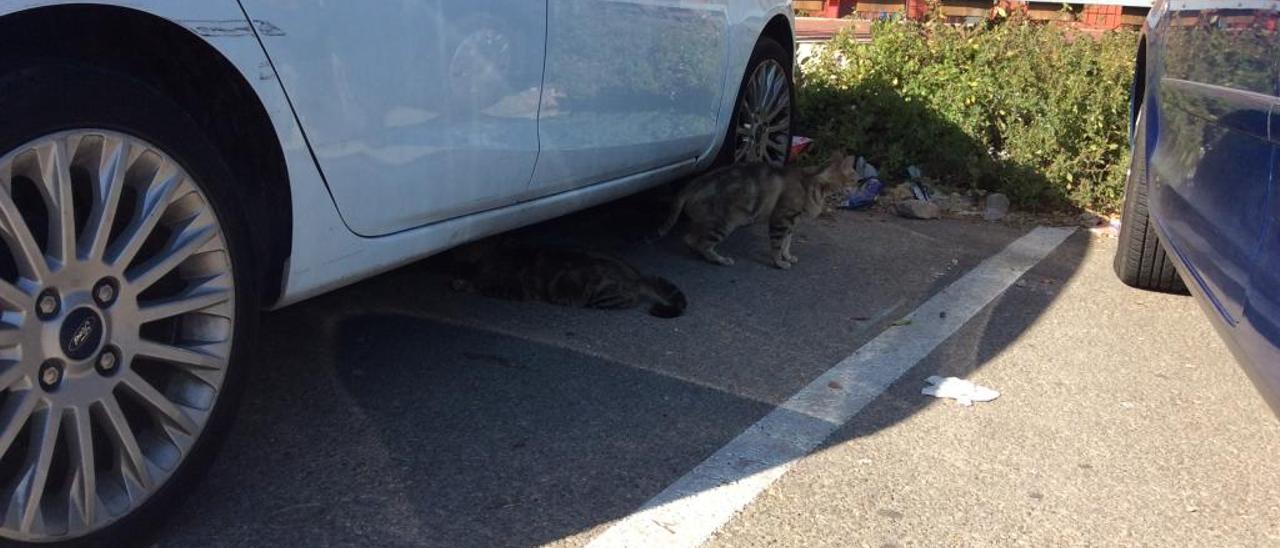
<box><xmin>761</xmin><ymin>13</ymin><xmax>796</xmax><ymax>71</ymax></box>
<box><xmin>0</xmin><ymin>4</ymin><xmax>293</xmax><ymax>306</ymax></box>
<box><xmin>1130</xmin><ymin>36</ymin><xmax>1148</xmax><ymax>139</ymax></box>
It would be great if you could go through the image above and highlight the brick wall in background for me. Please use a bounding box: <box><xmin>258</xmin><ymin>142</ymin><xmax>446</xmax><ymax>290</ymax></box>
<box><xmin>792</xmin><ymin>1</ymin><xmax>1148</xmax><ymax>30</ymax></box>
<box><xmin>1081</xmin><ymin>3</ymin><xmax>1124</xmax><ymax>29</ymax></box>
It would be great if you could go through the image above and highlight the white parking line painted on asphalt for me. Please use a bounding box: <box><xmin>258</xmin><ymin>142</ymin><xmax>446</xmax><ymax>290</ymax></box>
<box><xmin>586</xmin><ymin>226</ymin><xmax>1076</xmax><ymax>548</ymax></box>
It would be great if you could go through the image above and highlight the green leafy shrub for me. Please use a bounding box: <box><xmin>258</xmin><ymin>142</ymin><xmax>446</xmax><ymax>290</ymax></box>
<box><xmin>799</xmin><ymin>20</ymin><xmax>1138</xmax><ymax>212</ymax></box>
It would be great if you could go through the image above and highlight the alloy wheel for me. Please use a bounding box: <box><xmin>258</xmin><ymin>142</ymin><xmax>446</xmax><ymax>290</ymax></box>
<box><xmin>0</xmin><ymin>130</ymin><xmax>235</xmax><ymax>542</ymax></box>
<box><xmin>733</xmin><ymin>59</ymin><xmax>792</xmax><ymax>165</ymax></box>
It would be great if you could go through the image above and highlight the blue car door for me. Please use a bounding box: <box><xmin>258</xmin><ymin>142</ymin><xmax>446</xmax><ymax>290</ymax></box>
<box><xmin>1149</xmin><ymin>1</ymin><xmax>1279</xmax><ymax>325</ymax></box>
<box><xmin>1244</xmin><ymin>180</ymin><xmax>1280</xmax><ymax>410</ymax></box>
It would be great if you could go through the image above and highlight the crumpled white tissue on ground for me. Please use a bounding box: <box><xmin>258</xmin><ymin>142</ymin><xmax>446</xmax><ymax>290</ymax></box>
<box><xmin>922</xmin><ymin>375</ymin><xmax>1000</xmax><ymax>406</ymax></box>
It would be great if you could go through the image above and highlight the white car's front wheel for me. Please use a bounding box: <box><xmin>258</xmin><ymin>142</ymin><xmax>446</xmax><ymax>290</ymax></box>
<box><xmin>0</xmin><ymin>63</ymin><xmax>258</xmax><ymax>546</ymax></box>
<box><xmin>726</xmin><ymin>37</ymin><xmax>794</xmax><ymax>166</ymax></box>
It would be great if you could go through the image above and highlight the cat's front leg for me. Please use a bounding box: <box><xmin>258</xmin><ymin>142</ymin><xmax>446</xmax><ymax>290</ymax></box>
<box><xmin>781</xmin><ymin>232</ymin><xmax>799</xmax><ymax>263</ymax></box>
<box><xmin>691</xmin><ymin>223</ymin><xmax>737</xmax><ymax>266</ymax></box>
<box><xmin>769</xmin><ymin>219</ymin><xmax>798</xmax><ymax>269</ymax></box>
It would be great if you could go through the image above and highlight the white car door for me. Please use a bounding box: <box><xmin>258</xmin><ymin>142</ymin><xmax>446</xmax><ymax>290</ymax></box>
<box><xmin>529</xmin><ymin>0</ymin><xmax>731</xmax><ymax>195</ymax></box>
<box><xmin>238</xmin><ymin>1</ymin><xmax>548</xmax><ymax>236</ymax></box>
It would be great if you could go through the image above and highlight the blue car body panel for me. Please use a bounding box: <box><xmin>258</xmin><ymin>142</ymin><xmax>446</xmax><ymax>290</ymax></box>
<box><xmin>1142</xmin><ymin>0</ymin><xmax>1280</xmax><ymax>414</ymax></box>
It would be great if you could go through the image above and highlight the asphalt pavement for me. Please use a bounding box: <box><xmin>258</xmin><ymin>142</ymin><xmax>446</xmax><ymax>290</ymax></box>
<box><xmin>153</xmin><ymin>195</ymin><xmax>1280</xmax><ymax>548</ymax></box>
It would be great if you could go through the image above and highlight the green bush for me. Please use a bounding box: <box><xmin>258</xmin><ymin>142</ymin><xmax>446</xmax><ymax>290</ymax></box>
<box><xmin>799</xmin><ymin>20</ymin><xmax>1138</xmax><ymax>212</ymax></box>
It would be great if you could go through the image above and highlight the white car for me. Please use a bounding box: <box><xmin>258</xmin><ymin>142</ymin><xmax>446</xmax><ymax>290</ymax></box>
<box><xmin>0</xmin><ymin>0</ymin><xmax>794</xmax><ymax>544</ymax></box>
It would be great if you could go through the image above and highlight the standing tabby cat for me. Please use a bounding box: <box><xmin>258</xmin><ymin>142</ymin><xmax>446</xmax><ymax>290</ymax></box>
<box><xmin>657</xmin><ymin>152</ymin><xmax>851</xmax><ymax>269</ymax></box>
<box><xmin>451</xmin><ymin>241</ymin><xmax>687</xmax><ymax>318</ymax></box>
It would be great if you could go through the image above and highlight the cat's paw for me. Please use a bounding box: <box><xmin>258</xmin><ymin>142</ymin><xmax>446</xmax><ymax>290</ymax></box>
<box><xmin>698</xmin><ymin>248</ymin><xmax>735</xmax><ymax>266</ymax></box>
<box><xmin>783</xmin><ymin>253</ymin><xmax>799</xmax><ymax>263</ymax></box>
<box><xmin>773</xmin><ymin>258</ymin><xmax>793</xmax><ymax>270</ymax></box>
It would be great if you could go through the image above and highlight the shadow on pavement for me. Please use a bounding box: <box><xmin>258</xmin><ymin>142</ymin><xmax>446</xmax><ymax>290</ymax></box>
<box><xmin>159</xmin><ymin>84</ymin><xmax>1093</xmax><ymax>547</ymax></box>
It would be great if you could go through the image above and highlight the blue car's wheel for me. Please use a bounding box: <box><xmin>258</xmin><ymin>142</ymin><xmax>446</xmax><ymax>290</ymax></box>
<box><xmin>1114</xmin><ymin>106</ymin><xmax>1187</xmax><ymax>294</ymax></box>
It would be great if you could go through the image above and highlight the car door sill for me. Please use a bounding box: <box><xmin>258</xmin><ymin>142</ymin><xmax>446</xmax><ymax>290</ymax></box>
<box><xmin>276</xmin><ymin>157</ymin><xmax>700</xmax><ymax>307</ymax></box>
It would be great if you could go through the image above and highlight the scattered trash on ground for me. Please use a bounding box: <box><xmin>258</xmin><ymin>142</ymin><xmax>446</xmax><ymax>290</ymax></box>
<box><xmin>1089</xmin><ymin>217</ymin><xmax>1121</xmax><ymax>238</ymax></box>
<box><xmin>907</xmin><ymin>181</ymin><xmax>932</xmax><ymax>202</ymax></box>
<box><xmin>789</xmin><ymin>136</ymin><xmax>813</xmax><ymax>162</ymax></box>
<box><xmin>904</xmin><ymin>164</ymin><xmax>935</xmax><ymax>204</ymax></box>
<box><xmin>841</xmin><ymin>156</ymin><xmax>883</xmax><ymax>209</ymax></box>
<box><xmin>891</xmin><ymin>318</ymin><xmax>913</xmax><ymax>327</ymax></box>
<box><xmin>922</xmin><ymin>376</ymin><xmax>1000</xmax><ymax>406</ymax></box>
<box><xmin>829</xmin><ymin>158</ymin><xmax>1095</xmax><ymax>227</ymax></box>
<box><xmin>983</xmin><ymin>193</ymin><xmax>1010</xmax><ymax>222</ymax></box>
<box><xmin>843</xmin><ymin>178</ymin><xmax>884</xmax><ymax>209</ymax></box>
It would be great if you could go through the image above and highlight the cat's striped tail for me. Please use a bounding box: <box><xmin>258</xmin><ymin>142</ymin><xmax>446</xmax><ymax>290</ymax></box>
<box><xmin>642</xmin><ymin>276</ymin><xmax>687</xmax><ymax>318</ymax></box>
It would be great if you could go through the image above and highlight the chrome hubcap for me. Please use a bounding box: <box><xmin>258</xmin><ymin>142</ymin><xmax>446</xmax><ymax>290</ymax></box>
<box><xmin>733</xmin><ymin>59</ymin><xmax>791</xmax><ymax>165</ymax></box>
<box><xmin>0</xmin><ymin>130</ymin><xmax>235</xmax><ymax>541</ymax></box>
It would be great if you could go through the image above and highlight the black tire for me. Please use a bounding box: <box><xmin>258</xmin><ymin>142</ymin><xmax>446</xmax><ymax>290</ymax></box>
<box><xmin>716</xmin><ymin>36</ymin><xmax>794</xmax><ymax>166</ymax></box>
<box><xmin>0</xmin><ymin>62</ymin><xmax>259</xmax><ymax>546</ymax></box>
<box><xmin>1114</xmin><ymin>105</ymin><xmax>1188</xmax><ymax>293</ymax></box>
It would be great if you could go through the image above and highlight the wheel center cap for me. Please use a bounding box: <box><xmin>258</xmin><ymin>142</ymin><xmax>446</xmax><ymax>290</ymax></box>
<box><xmin>60</xmin><ymin>307</ymin><xmax>104</xmax><ymax>361</ymax></box>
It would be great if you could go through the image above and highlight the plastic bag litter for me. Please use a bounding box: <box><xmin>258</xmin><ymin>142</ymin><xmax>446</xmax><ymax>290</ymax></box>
<box><xmin>844</xmin><ymin>158</ymin><xmax>885</xmax><ymax>212</ymax></box>
<box><xmin>789</xmin><ymin>136</ymin><xmax>813</xmax><ymax>162</ymax></box>
<box><xmin>843</xmin><ymin>179</ymin><xmax>883</xmax><ymax>209</ymax></box>
<box><xmin>921</xmin><ymin>376</ymin><xmax>999</xmax><ymax>406</ymax></box>
<box><xmin>841</xmin><ymin>156</ymin><xmax>883</xmax><ymax>209</ymax></box>
<box><xmin>906</xmin><ymin>165</ymin><xmax>933</xmax><ymax>202</ymax></box>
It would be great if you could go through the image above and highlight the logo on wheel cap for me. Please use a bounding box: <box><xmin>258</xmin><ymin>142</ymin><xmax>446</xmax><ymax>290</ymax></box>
<box><xmin>60</xmin><ymin>308</ymin><xmax>104</xmax><ymax>361</ymax></box>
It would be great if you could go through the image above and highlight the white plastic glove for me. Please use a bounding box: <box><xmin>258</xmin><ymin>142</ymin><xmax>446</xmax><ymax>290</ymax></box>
<box><xmin>922</xmin><ymin>375</ymin><xmax>1000</xmax><ymax>406</ymax></box>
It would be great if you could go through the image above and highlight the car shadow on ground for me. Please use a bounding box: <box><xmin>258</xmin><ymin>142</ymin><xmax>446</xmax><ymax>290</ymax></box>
<box><xmin>158</xmin><ymin>83</ymin><xmax>1093</xmax><ymax>547</ymax></box>
<box><xmin>157</xmin><ymin>190</ymin><xmax>1091</xmax><ymax>548</ymax></box>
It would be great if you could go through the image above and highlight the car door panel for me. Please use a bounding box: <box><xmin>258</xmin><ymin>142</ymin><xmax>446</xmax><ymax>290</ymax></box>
<box><xmin>1244</xmin><ymin>188</ymin><xmax>1280</xmax><ymax>411</ymax></box>
<box><xmin>238</xmin><ymin>0</ymin><xmax>547</xmax><ymax>236</ymax></box>
<box><xmin>1149</xmin><ymin>1</ymin><xmax>1279</xmax><ymax>324</ymax></box>
<box><xmin>530</xmin><ymin>0</ymin><xmax>729</xmax><ymax>194</ymax></box>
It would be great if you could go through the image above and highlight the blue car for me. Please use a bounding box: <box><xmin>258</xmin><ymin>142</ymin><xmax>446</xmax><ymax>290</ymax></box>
<box><xmin>1117</xmin><ymin>0</ymin><xmax>1280</xmax><ymax>416</ymax></box>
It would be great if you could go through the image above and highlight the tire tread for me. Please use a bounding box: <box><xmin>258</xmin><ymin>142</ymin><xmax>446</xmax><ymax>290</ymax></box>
<box><xmin>1114</xmin><ymin>108</ymin><xmax>1188</xmax><ymax>294</ymax></box>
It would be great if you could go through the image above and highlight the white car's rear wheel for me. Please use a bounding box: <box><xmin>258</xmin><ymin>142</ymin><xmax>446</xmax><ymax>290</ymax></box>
<box><xmin>0</xmin><ymin>64</ymin><xmax>257</xmax><ymax>546</ymax></box>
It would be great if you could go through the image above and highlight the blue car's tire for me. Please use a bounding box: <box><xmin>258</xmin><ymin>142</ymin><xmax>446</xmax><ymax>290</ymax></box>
<box><xmin>1114</xmin><ymin>107</ymin><xmax>1188</xmax><ymax>294</ymax></box>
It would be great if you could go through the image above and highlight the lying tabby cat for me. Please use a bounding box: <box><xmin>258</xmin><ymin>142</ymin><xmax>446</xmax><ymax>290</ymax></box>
<box><xmin>451</xmin><ymin>242</ymin><xmax>687</xmax><ymax>318</ymax></box>
<box><xmin>657</xmin><ymin>151</ymin><xmax>851</xmax><ymax>269</ymax></box>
